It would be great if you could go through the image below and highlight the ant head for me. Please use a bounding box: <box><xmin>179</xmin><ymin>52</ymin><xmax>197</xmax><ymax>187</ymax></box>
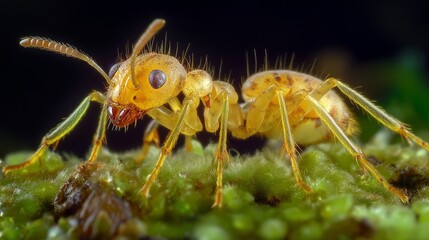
<box><xmin>106</xmin><ymin>19</ymin><xmax>189</xmax><ymax>127</ymax></box>
<box><xmin>106</xmin><ymin>53</ymin><xmax>187</xmax><ymax>127</ymax></box>
<box><xmin>108</xmin><ymin>52</ymin><xmax>186</xmax><ymax>101</ymax></box>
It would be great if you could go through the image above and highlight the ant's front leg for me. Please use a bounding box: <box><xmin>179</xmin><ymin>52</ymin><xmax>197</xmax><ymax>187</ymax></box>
<box><xmin>139</xmin><ymin>100</ymin><xmax>194</xmax><ymax>197</ymax></box>
<box><xmin>136</xmin><ymin>119</ymin><xmax>197</xmax><ymax>164</ymax></box>
<box><xmin>3</xmin><ymin>91</ymin><xmax>106</xmax><ymax>174</ymax></box>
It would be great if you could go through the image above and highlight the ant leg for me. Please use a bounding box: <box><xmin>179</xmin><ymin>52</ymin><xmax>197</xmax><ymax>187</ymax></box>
<box><xmin>332</xmin><ymin>79</ymin><xmax>429</xmax><ymax>152</ymax></box>
<box><xmin>168</xmin><ymin>97</ymin><xmax>196</xmax><ymax>153</ymax></box>
<box><xmin>170</xmin><ymin>96</ymin><xmax>203</xmax><ymax>133</ymax></box>
<box><xmin>87</xmin><ymin>104</ymin><xmax>108</xmax><ymax>162</ymax></box>
<box><xmin>135</xmin><ymin>119</ymin><xmax>194</xmax><ymax>164</ymax></box>
<box><xmin>314</xmin><ymin>78</ymin><xmax>429</xmax><ymax>152</ymax></box>
<box><xmin>212</xmin><ymin>95</ymin><xmax>230</xmax><ymax>207</ymax></box>
<box><xmin>246</xmin><ymin>86</ymin><xmax>277</xmax><ymax>132</ymax></box>
<box><xmin>135</xmin><ymin>120</ymin><xmax>160</xmax><ymax>164</ymax></box>
<box><xmin>184</xmin><ymin>135</ymin><xmax>194</xmax><ymax>152</ymax></box>
<box><xmin>305</xmin><ymin>95</ymin><xmax>409</xmax><ymax>203</ymax></box>
<box><xmin>171</xmin><ymin>96</ymin><xmax>204</xmax><ymax>149</ymax></box>
<box><xmin>3</xmin><ymin>91</ymin><xmax>106</xmax><ymax>174</ymax></box>
<box><xmin>228</xmin><ymin>86</ymin><xmax>278</xmax><ymax>139</ymax></box>
<box><xmin>167</xmin><ymin>97</ymin><xmax>182</xmax><ymax>112</ymax></box>
<box><xmin>148</xmin><ymin>106</ymin><xmax>196</xmax><ymax>136</ymax></box>
<box><xmin>139</xmin><ymin>100</ymin><xmax>192</xmax><ymax>197</ymax></box>
<box><xmin>277</xmin><ymin>91</ymin><xmax>312</xmax><ymax>193</ymax></box>
<box><xmin>204</xmin><ymin>94</ymin><xmax>224</xmax><ymax>132</ymax></box>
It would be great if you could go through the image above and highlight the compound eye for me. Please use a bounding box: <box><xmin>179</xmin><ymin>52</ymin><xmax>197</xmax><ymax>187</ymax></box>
<box><xmin>148</xmin><ymin>69</ymin><xmax>167</xmax><ymax>89</ymax></box>
<box><xmin>108</xmin><ymin>62</ymin><xmax>122</xmax><ymax>79</ymax></box>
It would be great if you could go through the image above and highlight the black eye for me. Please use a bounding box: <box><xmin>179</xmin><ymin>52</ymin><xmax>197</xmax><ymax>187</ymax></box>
<box><xmin>108</xmin><ymin>62</ymin><xmax>122</xmax><ymax>79</ymax></box>
<box><xmin>149</xmin><ymin>70</ymin><xmax>166</xmax><ymax>89</ymax></box>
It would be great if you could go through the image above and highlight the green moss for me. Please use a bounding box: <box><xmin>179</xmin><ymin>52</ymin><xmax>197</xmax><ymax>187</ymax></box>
<box><xmin>257</xmin><ymin>218</ymin><xmax>288</xmax><ymax>240</ymax></box>
<box><xmin>1</xmin><ymin>134</ymin><xmax>429</xmax><ymax>239</ymax></box>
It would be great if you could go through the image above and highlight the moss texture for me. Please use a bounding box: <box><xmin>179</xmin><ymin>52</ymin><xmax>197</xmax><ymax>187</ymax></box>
<box><xmin>1</xmin><ymin>130</ymin><xmax>429</xmax><ymax>240</ymax></box>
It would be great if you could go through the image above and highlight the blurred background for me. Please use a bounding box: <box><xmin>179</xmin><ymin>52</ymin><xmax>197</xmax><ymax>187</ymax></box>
<box><xmin>1</xmin><ymin>0</ymin><xmax>429</xmax><ymax>158</ymax></box>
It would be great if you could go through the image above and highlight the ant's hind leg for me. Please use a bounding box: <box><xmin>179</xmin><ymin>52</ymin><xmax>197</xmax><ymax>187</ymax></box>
<box><xmin>314</xmin><ymin>78</ymin><xmax>429</xmax><ymax>152</ymax></box>
<box><xmin>305</xmin><ymin>95</ymin><xmax>409</xmax><ymax>203</ymax></box>
<box><xmin>332</xmin><ymin>79</ymin><xmax>429</xmax><ymax>152</ymax></box>
<box><xmin>3</xmin><ymin>91</ymin><xmax>106</xmax><ymax>174</ymax></box>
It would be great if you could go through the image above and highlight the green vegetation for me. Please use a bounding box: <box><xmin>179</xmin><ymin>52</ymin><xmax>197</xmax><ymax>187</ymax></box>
<box><xmin>1</xmin><ymin>133</ymin><xmax>429</xmax><ymax>239</ymax></box>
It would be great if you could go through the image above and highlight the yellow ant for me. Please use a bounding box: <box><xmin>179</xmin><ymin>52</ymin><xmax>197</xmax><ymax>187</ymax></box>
<box><xmin>4</xmin><ymin>18</ymin><xmax>429</xmax><ymax>207</ymax></box>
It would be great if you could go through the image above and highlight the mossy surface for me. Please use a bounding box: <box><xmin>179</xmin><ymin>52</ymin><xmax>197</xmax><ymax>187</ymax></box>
<box><xmin>1</xmin><ymin>132</ymin><xmax>429</xmax><ymax>240</ymax></box>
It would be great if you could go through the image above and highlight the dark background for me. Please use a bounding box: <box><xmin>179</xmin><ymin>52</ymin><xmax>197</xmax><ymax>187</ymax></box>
<box><xmin>1</xmin><ymin>0</ymin><xmax>429</xmax><ymax>158</ymax></box>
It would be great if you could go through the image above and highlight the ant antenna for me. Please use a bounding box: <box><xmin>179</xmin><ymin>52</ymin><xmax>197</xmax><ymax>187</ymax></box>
<box><xmin>129</xmin><ymin>18</ymin><xmax>166</xmax><ymax>90</ymax></box>
<box><xmin>20</xmin><ymin>37</ymin><xmax>113</xmax><ymax>86</ymax></box>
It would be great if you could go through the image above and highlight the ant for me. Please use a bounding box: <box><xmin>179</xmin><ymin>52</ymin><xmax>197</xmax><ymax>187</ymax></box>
<box><xmin>4</xmin><ymin>19</ymin><xmax>429</xmax><ymax>207</ymax></box>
